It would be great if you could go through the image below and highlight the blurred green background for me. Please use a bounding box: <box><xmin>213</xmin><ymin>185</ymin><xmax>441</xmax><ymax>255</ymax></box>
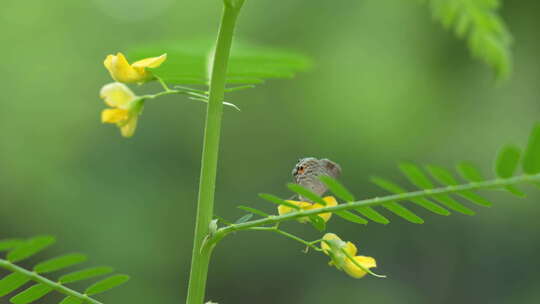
<box><xmin>1</xmin><ymin>0</ymin><xmax>540</xmax><ymax>303</ymax></box>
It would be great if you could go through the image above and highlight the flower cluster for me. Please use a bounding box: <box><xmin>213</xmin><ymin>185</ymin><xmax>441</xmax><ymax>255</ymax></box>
<box><xmin>321</xmin><ymin>233</ymin><xmax>377</xmax><ymax>279</ymax></box>
<box><xmin>277</xmin><ymin>196</ymin><xmax>338</xmax><ymax>223</ymax></box>
<box><xmin>100</xmin><ymin>52</ymin><xmax>167</xmax><ymax>137</ymax></box>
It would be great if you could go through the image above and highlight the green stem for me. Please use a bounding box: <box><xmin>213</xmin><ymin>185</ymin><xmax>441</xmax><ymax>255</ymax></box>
<box><xmin>212</xmin><ymin>173</ymin><xmax>540</xmax><ymax>238</ymax></box>
<box><xmin>0</xmin><ymin>259</ymin><xmax>102</xmax><ymax>304</ymax></box>
<box><xmin>140</xmin><ymin>89</ymin><xmax>206</xmax><ymax>100</ymax></box>
<box><xmin>247</xmin><ymin>227</ymin><xmax>323</xmax><ymax>251</ymax></box>
<box><xmin>185</xmin><ymin>3</ymin><xmax>243</xmax><ymax>304</ymax></box>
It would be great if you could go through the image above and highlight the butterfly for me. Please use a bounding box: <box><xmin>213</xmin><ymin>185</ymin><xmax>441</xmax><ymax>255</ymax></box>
<box><xmin>292</xmin><ymin>157</ymin><xmax>341</xmax><ymax>201</ymax></box>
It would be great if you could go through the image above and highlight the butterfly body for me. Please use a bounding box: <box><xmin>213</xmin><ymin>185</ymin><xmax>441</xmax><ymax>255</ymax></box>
<box><xmin>292</xmin><ymin>157</ymin><xmax>342</xmax><ymax>201</ymax></box>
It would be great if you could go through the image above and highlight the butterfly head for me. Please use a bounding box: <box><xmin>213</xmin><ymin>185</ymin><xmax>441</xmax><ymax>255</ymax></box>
<box><xmin>292</xmin><ymin>157</ymin><xmax>342</xmax><ymax>198</ymax></box>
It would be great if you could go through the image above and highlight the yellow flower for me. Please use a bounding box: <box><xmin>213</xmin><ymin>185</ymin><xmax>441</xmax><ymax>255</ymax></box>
<box><xmin>343</xmin><ymin>256</ymin><xmax>377</xmax><ymax>279</ymax></box>
<box><xmin>320</xmin><ymin>233</ymin><xmax>378</xmax><ymax>279</ymax></box>
<box><xmin>277</xmin><ymin>196</ymin><xmax>338</xmax><ymax>223</ymax></box>
<box><xmin>100</xmin><ymin>82</ymin><xmax>142</xmax><ymax>138</ymax></box>
<box><xmin>104</xmin><ymin>52</ymin><xmax>167</xmax><ymax>84</ymax></box>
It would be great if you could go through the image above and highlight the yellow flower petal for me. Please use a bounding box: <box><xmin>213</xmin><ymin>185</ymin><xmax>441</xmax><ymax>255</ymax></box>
<box><xmin>277</xmin><ymin>196</ymin><xmax>338</xmax><ymax>223</ymax></box>
<box><xmin>343</xmin><ymin>256</ymin><xmax>377</xmax><ymax>279</ymax></box>
<box><xmin>104</xmin><ymin>54</ymin><xmax>114</xmax><ymax>71</ymax></box>
<box><xmin>103</xmin><ymin>52</ymin><xmax>166</xmax><ymax>83</ymax></box>
<box><xmin>100</xmin><ymin>82</ymin><xmax>136</xmax><ymax>108</ymax></box>
<box><xmin>120</xmin><ymin>115</ymin><xmax>138</xmax><ymax>138</ymax></box>
<box><xmin>132</xmin><ymin>53</ymin><xmax>167</xmax><ymax>69</ymax></box>
<box><xmin>305</xmin><ymin>196</ymin><xmax>338</xmax><ymax>222</ymax></box>
<box><xmin>101</xmin><ymin>108</ymin><xmax>129</xmax><ymax>124</ymax></box>
<box><xmin>278</xmin><ymin>200</ymin><xmax>312</xmax><ymax>223</ymax></box>
<box><xmin>105</xmin><ymin>52</ymin><xmax>143</xmax><ymax>83</ymax></box>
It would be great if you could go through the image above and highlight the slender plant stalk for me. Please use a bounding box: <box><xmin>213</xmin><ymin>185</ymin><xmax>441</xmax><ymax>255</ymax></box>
<box><xmin>185</xmin><ymin>2</ymin><xmax>244</xmax><ymax>304</ymax></box>
<box><xmin>0</xmin><ymin>259</ymin><xmax>102</xmax><ymax>304</ymax></box>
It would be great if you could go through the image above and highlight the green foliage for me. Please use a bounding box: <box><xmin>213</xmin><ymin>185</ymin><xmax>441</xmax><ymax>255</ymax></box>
<box><xmin>286</xmin><ymin>183</ymin><xmax>328</xmax><ymax>206</ymax></box>
<box><xmin>496</xmin><ymin>145</ymin><xmax>521</xmax><ymax>178</ymax></box>
<box><xmin>333</xmin><ymin>210</ymin><xmax>368</xmax><ymax>225</ymax></box>
<box><xmin>457</xmin><ymin>161</ymin><xmax>485</xmax><ymax>182</ymax></box>
<box><xmin>225</xmin><ymin>123</ymin><xmax>540</xmax><ymax>231</ymax></box>
<box><xmin>7</xmin><ymin>236</ymin><xmax>55</xmax><ymax>263</ymax></box>
<box><xmin>258</xmin><ymin>193</ymin><xmax>300</xmax><ymax>210</ymax></box>
<box><xmin>496</xmin><ymin>145</ymin><xmax>526</xmax><ymax>196</ymax></box>
<box><xmin>129</xmin><ymin>40</ymin><xmax>310</xmax><ymax>86</ymax></box>
<box><xmin>0</xmin><ymin>240</ymin><xmax>24</xmax><ymax>252</ymax></box>
<box><xmin>0</xmin><ymin>236</ymin><xmax>128</xmax><ymax>304</ymax></box>
<box><xmin>59</xmin><ymin>267</ymin><xmax>114</xmax><ymax>284</ymax></box>
<box><xmin>319</xmin><ymin>176</ymin><xmax>355</xmax><ymax>202</ymax></box>
<box><xmin>423</xmin><ymin>0</ymin><xmax>512</xmax><ymax>78</ymax></box>
<box><xmin>234</xmin><ymin>213</ymin><xmax>253</xmax><ymax>224</ymax></box>
<box><xmin>522</xmin><ymin>123</ymin><xmax>540</xmax><ymax>174</ymax></box>
<box><xmin>10</xmin><ymin>283</ymin><xmax>52</xmax><ymax>304</ymax></box>
<box><xmin>0</xmin><ymin>274</ymin><xmax>30</xmax><ymax>297</ymax></box>
<box><xmin>85</xmin><ymin>275</ymin><xmax>130</xmax><ymax>296</ymax></box>
<box><xmin>237</xmin><ymin>206</ymin><xmax>269</xmax><ymax>217</ymax></box>
<box><xmin>34</xmin><ymin>254</ymin><xmax>87</xmax><ymax>274</ymax></box>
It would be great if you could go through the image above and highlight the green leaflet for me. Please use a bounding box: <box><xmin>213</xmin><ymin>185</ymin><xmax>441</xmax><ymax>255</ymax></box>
<box><xmin>457</xmin><ymin>162</ymin><xmax>485</xmax><ymax>182</ymax></box>
<box><xmin>234</xmin><ymin>214</ymin><xmax>253</xmax><ymax>224</ymax></box>
<box><xmin>399</xmin><ymin>162</ymin><xmax>434</xmax><ymax>189</ymax></box>
<box><xmin>129</xmin><ymin>40</ymin><xmax>310</xmax><ymax>85</ymax></box>
<box><xmin>432</xmin><ymin>194</ymin><xmax>475</xmax><ymax>215</ymax></box>
<box><xmin>319</xmin><ymin>176</ymin><xmax>355</xmax><ymax>202</ymax></box>
<box><xmin>0</xmin><ymin>240</ymin><xmax>23</xmax><ymax>252</ymax></box>
<box><xmin>85</xmin><ymin>274</ymin><xmax>130</xmax><ymax>296</ymax></box>
<box><xmin>334</xmin><ymin>210</ymin><xmax>368</xmax><ymax>225</ymax></box>
<box><xmin>504</xmin><ymin>185</ymin><xmax>526</xmax><ymax>197</ymax></box>
<box><xmin>286</xmin><ymin>183</ymin><xmax>327</xmax><ymax>206</ymax></box>
<box><xmin>354</xmin><ymin>207</ymin><xmax>390</xmax><ymax>225</ymax></box>
<box><xmin>495</xmin><ymin>145</ymin><xmax>526</xmax><ymax>197</ymax></box>
<box><xmin>426</xmin><ymin>165</ymin><xmax>459</xmax><ymax>186</ymax></box>
<box><xmin>59</xmin><ymin>266</ymin><xmax>114</xmax><ymax>284</ymax></box>
<box><xmin>381</xmin><ymin>202</ymin><xmax>424</xmax><ymax>224</ymax></box>
<box><xmin>10</xmin><ymin>284</ymin><xmax>52</xmax><ymax>304</ymax></box>
<box><xmin>0</xmin><ymin>273</ymin><xmax>31</xmax><ymax>297</ymax></box>
<box><xmin>33</xmin><ymin>253</ymin><xmax>87</xmax><ymax>274</ymax></box>
<box><xmin>496</xmin><ymin>145</ymin><xmax>521</xmax><ymax>178</ymax></box>
<box><xmin>58</xmin><ymin>296</ymin><xmax>83</xmax><ymax>304</ymax></box>
<box><xmin>237</xmin><ymin>205</ymin><xmax>269</xmax><ymax>217</ymax></box>
<box><xmin>258</xmin><ymin>193</ymin><xmax>301</xmax><ymax>210</ymax></box>
<box><xmin>458</xmin><ymin>191</ymin><xmax>493</xmax><ymax>207</ymax></box>
<box><xmin>7</xmin><ymin>236</ymin><xmax>55</xmax><ymax>263</ymax></box>
<box><xmin>523</xmin><ymin>123</ymin><xmax>540</xmax><ymax>174</ymax></box>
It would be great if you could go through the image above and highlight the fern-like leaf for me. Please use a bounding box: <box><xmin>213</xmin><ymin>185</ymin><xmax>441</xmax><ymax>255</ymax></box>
<box><xmin>423</xmin><ymin>0</ymin><xmax>512</xmax><ymax>79</ymax></box>
<box><xmin>219</xmin><ymin>123</ymin><xmax>540</xmax><ymax>233</ymax></box>
<box><xmin>129</xmin><ymin>40</ymin><xmax>310</xmax><ymax>86</ymax></box>
<box><xmin>0</xmin><ymin>236</ymin><xmax>129</xmax><ymax>304</ymax></box>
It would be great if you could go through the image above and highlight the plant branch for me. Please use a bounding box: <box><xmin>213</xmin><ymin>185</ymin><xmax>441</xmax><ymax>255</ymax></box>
<box><xmin>212</xmin><ymin>174</ymin><xmax>540</xmax><ymax>240</ymax></box>
<box><xmin>0</xmin><ymin>259</ymin><xmax>102</xmax><ymax>304</ymax></box>
<box><xmin>247</xmin><ymin>227</ymin><xmax>323</xmax><ymax>252</ymax></box>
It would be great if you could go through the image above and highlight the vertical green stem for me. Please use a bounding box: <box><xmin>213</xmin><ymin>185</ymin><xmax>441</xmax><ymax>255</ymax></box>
<box><xmin>185</xmin><ymin>2</ymin><xmax>243</xmax><ymax>304</ymax></box>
